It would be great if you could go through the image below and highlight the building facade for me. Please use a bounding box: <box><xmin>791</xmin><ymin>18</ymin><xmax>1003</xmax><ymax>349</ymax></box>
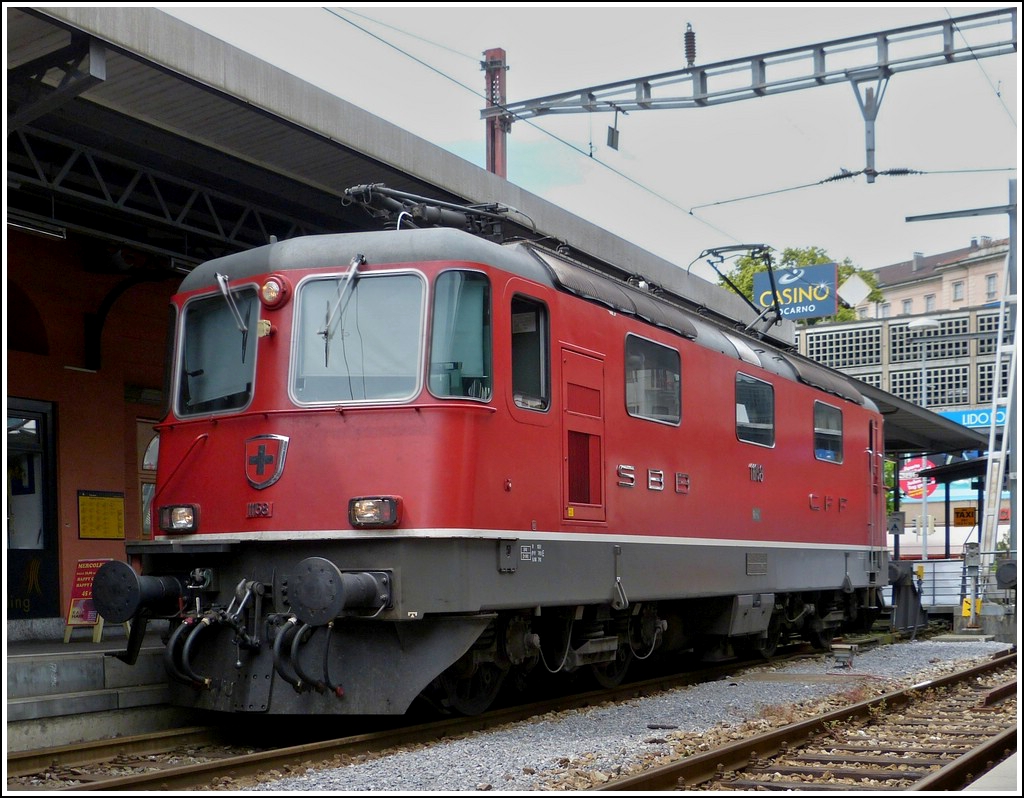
<box><xmin>855</xmin><ymin>236</ymin><xmax>1008</xmax><ymax>320</ymax></box>
<box><xmin>795</xmin><ymin>237</ymin><xmax>1013</xmax><ymax>556</ymax></box>
<box><xmin>800</xmin><ymin>235</ymin><xmax>1010</xmax><ymax>416</ymax></box>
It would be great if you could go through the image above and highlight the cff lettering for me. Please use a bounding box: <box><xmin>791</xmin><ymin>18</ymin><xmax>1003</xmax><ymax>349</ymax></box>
<box><xmin>808</xmin><ymin>494</ymin><xmax>847</xmax><ymax>512</ymax></box>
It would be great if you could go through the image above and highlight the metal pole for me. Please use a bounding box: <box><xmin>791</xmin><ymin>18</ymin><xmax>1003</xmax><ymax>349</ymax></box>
<box><xmin>920</xmin><ymin>338</ymin><xmax>929</xmax><ymax>563</ymax></box>
<box><xmin>1005</xmin><ymin>179</ymin><xmax>1017</xmax><ymax>559</ymax></box>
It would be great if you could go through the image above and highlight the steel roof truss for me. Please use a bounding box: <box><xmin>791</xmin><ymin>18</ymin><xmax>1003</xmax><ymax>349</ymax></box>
<box><xmin>8</xmin><ymin>35</ymin><xmax>106</xmax><ymax>131</ymax></box>
<box><xmin>7</xmin><ymin>127</ymin><xmax>329</xmax><ymax>254</ymax></box>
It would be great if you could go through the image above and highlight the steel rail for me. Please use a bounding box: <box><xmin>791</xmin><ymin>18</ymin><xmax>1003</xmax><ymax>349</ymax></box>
<box><xmin>592</xmin><ymin>650</ymin><xmax>1017</xmax><ymax>791</ymax></box>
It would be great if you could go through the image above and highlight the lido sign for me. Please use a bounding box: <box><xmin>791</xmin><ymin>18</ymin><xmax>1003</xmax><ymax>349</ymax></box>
<box><xmin>753</xmin><ymin>264</ymin><xmax>837</xmax><ymax>320</ymax></box>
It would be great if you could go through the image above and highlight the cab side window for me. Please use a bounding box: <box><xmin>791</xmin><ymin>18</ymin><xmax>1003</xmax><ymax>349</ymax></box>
<box><xmin>511</xmin><ymin>296</ymin><xmax>549</xmax><ymax>411</ymax></box>
<box><xmin>429</xmin><ymin>271</ymin><xmax>492</xmax><ymax>400</ymax></box>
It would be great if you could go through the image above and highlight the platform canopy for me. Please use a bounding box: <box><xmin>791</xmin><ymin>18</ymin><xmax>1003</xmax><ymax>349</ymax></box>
<box><xmin>853</xmin><ymin>381</ymin><xmax>990</xmax><ymax>456</ymax></box>
<box><xmin>6</xmin><ymin>6</ymin><xmax>991</xmax><ymax>462</ymax></box>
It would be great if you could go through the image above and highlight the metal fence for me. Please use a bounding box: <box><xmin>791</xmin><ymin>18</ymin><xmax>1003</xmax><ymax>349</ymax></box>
<box><xmin>884</xmin><ymin>549</ymin><xmax>1017</xmax><ymax>620</ymax></box>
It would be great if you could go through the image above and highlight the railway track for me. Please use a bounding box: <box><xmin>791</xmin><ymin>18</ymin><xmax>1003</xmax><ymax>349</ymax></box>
<box><xmin>6</xmin><ymin>651</ymin><xmax>788</xmax><ymax>792</ymax></box>
<box><xmin>593</xmin><ymin>651</ymin><xmax>1017</xmax><ymax>791</ymax></box>
<box><xmin>7</xmin><ymin>637</ymin><xmax>1006</xmax><ymax>792</ymax></box>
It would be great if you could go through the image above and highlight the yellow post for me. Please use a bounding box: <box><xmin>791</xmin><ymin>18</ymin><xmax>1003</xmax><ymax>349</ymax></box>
<box><xmin>961</xmin><ymin>598</ymin><xmax>982</xmax><ymax>617</ymax></box>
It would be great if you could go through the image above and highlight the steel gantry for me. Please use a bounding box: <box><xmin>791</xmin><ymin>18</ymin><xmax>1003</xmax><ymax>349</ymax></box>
<box><xmin>481</xmin><ymin>7</ymin><xmax>1017</xmax><ymax>182</ymax></box>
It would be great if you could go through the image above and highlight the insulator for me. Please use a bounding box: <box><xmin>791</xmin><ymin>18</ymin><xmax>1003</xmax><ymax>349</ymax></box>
<box><xmin>684</xmin><ymin>23</ymin><xmax>696</xmax><ymax>67</ymax></box>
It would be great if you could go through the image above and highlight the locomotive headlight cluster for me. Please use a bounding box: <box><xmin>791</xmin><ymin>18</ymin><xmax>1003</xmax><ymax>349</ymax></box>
<box><xmin>259</xmin><ymin>274</ymin><xmax>291</xmax><ymax>308</ymax></box>
<box><xmin>349</xmin><ymin>496</ymin><xmax>402</xmax><ymax>528</ymax></box>
<box><xmin>158</xmin><ymin>504</ymin><xmax>199</xmax><ymax>534</ymax></box>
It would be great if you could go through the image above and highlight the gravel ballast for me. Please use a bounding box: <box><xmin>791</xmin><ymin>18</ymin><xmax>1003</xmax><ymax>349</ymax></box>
<box><xmin>247</xmin><ymin>638</ymin><xmax>1012</xmax><ymax>792</ymax></box>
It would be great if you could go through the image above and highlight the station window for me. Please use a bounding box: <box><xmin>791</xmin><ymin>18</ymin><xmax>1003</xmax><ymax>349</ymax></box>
<box><xmin>624</xmin><ymin>335</ymin><xmax>680</xmax><ymax>424</ymax></box>
<box><xmin>137</xmin><ymin>421</ymin><xmax>159</xmax><ymax>538</ymax></box>
<box><xmin>813</xmin><ymin>402</ymin><xmax>843</xmax><ymax>463</ymax></box>
<box><xmin>736</xmin><ymin>373</ymin><xmax>774</xmax><ymax>446</ymax></box>
<box><xmin>511</xmin><ymin>295</ymin><xmax>549</xmax><ymax>411</ymax></box>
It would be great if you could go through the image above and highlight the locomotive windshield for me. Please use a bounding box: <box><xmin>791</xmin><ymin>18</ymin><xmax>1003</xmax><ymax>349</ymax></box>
<box><xmin>294</xmin><ymin>271</ymin><xmax>425</xmax><ymax>403</ymax></box>
<box><xmin>429</xmin><ymin>271</ymin><xmax>491</xmax><ymax>401</ymax></box>
<box><xmin>177</xmin><ymin>287</ymin><xmax>258</xmax><ymax>415</ymax></box>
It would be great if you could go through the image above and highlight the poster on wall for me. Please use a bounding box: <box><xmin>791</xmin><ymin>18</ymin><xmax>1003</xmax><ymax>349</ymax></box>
<box><xmin>65</xmin><ymin>558</ymin><xmax>109</xmax><ymax>627</ymax></box>
<box><xmin>77</xmin><ymin>490</ymin><xmax>125</xmax><ymax>539</ymax></box>
<box><xmin>64</xmin><ymin>558</ymin><xmax>118</xmax><ymax>643</ymax></box>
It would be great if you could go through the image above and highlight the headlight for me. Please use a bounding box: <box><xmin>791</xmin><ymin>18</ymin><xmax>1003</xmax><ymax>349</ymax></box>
<box><xmin>348</xmin><ymin>497</ymin><xmax>401</xmax><ymax>528</ymax></box>
<box><xmin>259</xmin><ymin>274</ymin><xmax>291</xmax><ymax>308</ymax></box>
<box><xmin>158</xmin><ymin>504</ymin><xmax>199</xmax><ymax>534</ymax></box>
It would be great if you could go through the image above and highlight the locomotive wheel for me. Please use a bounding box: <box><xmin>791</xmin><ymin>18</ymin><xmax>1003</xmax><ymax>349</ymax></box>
<box><xmin>439</xmin><ymin>662</ymin><xmax>507</xmax><ymax>716</ymax></box>
<box><xmin>807</xmin><ymin>624</ymin><xmax>839</xmax><ymax>651</ymax></box>
<box><xmin>590</xmin><ymin>644</ymin><xmax>633</xmax><ymax>688</ymax></box>
<box><xmin>756</xmin><ymin>614</ymin><xmax>783</xmax><ymax>659</ymax></box>
<box><xmin>732</xmin><ymin>613</ymin><xmax>783</xmax><ymax>660</ymax></box>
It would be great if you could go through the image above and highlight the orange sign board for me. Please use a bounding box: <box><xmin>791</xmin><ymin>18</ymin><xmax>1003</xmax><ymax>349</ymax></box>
<box><xmin>953</xmin><ymin>507</ymin><xmax>977</xmax><ymax>527</ymax></box>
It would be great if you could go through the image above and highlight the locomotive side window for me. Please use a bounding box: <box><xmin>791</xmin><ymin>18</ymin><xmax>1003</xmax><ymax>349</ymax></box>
<box><xmin>177</xmin><ymin>287</ymin><xmax>258</xmax><ymax>415</ymax></box>
<box><xmin>736</xmin><ymin>373</ymin><xmax>775</xmax><ymax>446</ymax></box>
<box><xmin>511</xmin><ymin>295</ymin><xmax>549</xmax><ymax>411</ymax></box>
<box><xmin>429</xmin><ymin>271</ymin><xmax>491</xmax><ymax>400</ymax></box>
<box><xmin>293</xmin><ymin>272</ymin><xmax>425</xmax><ymax>403</ymax></box>
<box><xmin>624</xmin><ymin>335</ymin><xmax>680</xmax><ymax>424</ymax></box>
<box><xmin>813</xmin><ymin>401</ymin><xmax>844</xmax><ymax>462</ymax></box>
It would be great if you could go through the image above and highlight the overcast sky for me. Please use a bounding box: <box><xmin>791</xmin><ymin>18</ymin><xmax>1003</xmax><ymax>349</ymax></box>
<box><xmin>165</xmin><ymin>3</ymin><xmax>1019</xmax><ymax>283</ymax></box>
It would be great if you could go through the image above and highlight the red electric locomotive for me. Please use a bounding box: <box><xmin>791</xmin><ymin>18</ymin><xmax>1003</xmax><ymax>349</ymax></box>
<box><xmin>94</xmin><ymin>196</ymin><xmax>889</xmax><ymax>716</ymax></box>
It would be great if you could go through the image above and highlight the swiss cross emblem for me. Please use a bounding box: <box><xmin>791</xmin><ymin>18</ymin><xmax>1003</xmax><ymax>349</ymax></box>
<box><xmin>245</xmin><ymin>435</ymin><xmax>289</xmax><ymax>489</ymax></box>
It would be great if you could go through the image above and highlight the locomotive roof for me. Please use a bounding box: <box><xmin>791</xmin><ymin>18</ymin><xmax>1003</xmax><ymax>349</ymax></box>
<box><xmin>179</xmin><ymin>227</ymin><xmax>553</xmax><ymax>291</ymax></box>
<box><xmin>182</xmin><ymin>227</ymin><xmax>871</xmax><ymax>408</ymax></box>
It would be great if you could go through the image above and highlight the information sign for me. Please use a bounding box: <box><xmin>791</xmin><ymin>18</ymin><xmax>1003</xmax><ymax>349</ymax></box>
<box><xmin>64</xmin><ymin>558</ymin><xmax>111</xmax><ymax>643</ymax></box>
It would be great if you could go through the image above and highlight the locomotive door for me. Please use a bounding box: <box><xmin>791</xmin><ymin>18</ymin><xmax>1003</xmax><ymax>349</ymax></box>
<box><xmin>868</xmin><ymin>419</ymin><xmax>884</xmax><ymax>550</ymax></box>
<box><xmin>561</xmin><ymin>348</ymin><xmax>606</xmax><ymax>522</ymax></box>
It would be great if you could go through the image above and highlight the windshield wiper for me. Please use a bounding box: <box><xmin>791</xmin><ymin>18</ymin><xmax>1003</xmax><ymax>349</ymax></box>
<box><xmin>216</xmin><ymin>273</ymin><xmax>250</xmax><ymax>358</ymax></box>
<box><xmin>318</xmin><ymin>254</ymin><xmax>365</xmax><ymax>366</ymax></box>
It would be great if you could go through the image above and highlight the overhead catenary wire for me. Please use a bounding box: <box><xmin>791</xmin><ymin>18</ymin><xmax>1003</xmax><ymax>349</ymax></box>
<box><xmin>324</xmin><ymin>6</ymin><xmax>746</xmax><ymax>245</ymax></box>
<box><xmin>324</xmin><ymin>7</ymin><xmax>1015</xmax><ymax>258</ymax></box>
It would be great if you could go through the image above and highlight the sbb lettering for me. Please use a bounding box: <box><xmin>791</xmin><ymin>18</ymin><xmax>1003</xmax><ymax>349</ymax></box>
<box><xmin>617</xmin><ymin>465</ymin><xmax>690</xmax><ymax>495</ymax></box>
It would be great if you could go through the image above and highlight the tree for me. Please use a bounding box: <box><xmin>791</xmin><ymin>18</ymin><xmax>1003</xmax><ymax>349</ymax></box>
<box><xmin>717</xmin><ymin>245</ymin><xmax>883</xmax><ymax>325</ymax></box>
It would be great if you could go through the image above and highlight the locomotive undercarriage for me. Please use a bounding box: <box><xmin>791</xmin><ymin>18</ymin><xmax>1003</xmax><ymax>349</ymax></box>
<box><xmin>156</xmin><ymin>592</ymin><xmax>873</xmax><ymax>716</ymax></box>
<box><xmin>95</xmin><ymin>537</ymin><xmax>883</xmax><ymax>716</ymax></box>
<box><xmin>426</xmin><ymin>585</ymin><xmax>878</xmax><ymax>712</ymax></box>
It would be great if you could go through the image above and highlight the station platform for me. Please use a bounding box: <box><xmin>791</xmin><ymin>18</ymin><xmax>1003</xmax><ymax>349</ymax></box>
<box><xmin>5</xmin><ymin>626</ymin><xmax>202</xmax><ymax>754</ymax></box>
<box><xmin>963</xmin><ymin>752</ymin><xmax>1019</xmax><ymax>793</ymax></box>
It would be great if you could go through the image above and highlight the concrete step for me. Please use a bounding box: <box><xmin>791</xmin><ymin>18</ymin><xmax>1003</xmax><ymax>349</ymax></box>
<box><xmin>6</xmin><ymin>645</ymin><xmax>167</xmax><ymax>700</ymax></box>
<box><xmin>6</xmin><ymin>682</ymin><xmax>171</xmax><ymax>722</ymax></box>
<box><xmin>5</xmin><ymin>633</ymin><xmax>202</xmax><ymax>753</ymax></box>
